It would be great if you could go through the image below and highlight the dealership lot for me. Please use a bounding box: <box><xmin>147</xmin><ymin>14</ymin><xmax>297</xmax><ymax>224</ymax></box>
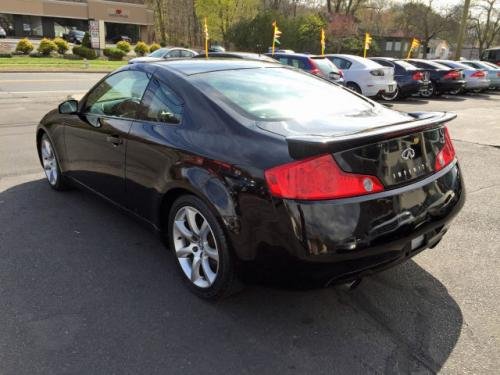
<box><xmin>0</xmin><ymin>73</ymin><xmax>498</xmax><ymax>374</ymax></box>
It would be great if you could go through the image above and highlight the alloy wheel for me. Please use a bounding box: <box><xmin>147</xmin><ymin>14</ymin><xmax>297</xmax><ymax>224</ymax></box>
<box><xmin>381</xmin><ymin>86</ymin><xmax>399</xmax><ymax>101</ymax></box>
<box><xmin>172</xmin><ymin>206</ymin><xmax>219</xmax><ymax>288</ymax></box>
<box><xmin>41</xmin><ymin>137</ymin><xmax>59</xmax><ymax>186</ymax></box>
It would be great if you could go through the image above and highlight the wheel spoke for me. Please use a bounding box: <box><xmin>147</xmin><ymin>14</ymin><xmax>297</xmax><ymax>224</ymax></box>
<box><xmin>204</xmin><ymin>246</ymin><xmax>219</xmax><ymax>262</ymax></box>
<box><xmin>201</xmin><ymin>258</ymin><xmax>216</xmax><ymax>285</ymax></box>
<box><xmin>185</xmin><ymin>207</ymin><xmax>200</xmax><ymax>235</ymax></box>
<box><xmin>176</xmin><ymin>245</ymin><xmax>193</xmax><ymax>258</ymax></box>
<box><xmin>191</xmin><ymin>256</ymin><xmax>201</xmax><ymax>282</ymax></box>
<box><xmin>174</xmin><ymin>220</ymin><xmax>194</xmax><ymax>241</ymax></box>
<box><xmin>199</xmin><ymin>220</ymin><xmax>210</xmax><ymax>241</ymax></box>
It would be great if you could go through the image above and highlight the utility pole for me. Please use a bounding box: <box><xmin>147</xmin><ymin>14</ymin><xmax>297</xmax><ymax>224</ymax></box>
<box><xmin>455</xmin><ymin>0</ymin><xmax>472</xmax><ymax>60</ymax></box>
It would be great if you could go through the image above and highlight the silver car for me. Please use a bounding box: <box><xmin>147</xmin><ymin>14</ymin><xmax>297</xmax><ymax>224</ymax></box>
<box><xmin>128</xmin><ymin>47</ymin><xmax>198</xmax><ymax>64</ymax></box>
<box><xmin>434</xmin><ymin>59</ymin><xmax>490</xmax><ymax>93</ymax></box>
<box><xmin>460</xmin><ymin>60</ymin><xmax>500</xmax><ymax>89</ymax></box>
<box><xmin>0</xmin><ymin>26</ymin><xmax>6</xmax><ymax>38</ymax></box>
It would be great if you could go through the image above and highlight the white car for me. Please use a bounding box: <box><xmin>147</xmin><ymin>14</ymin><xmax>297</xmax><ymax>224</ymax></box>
<box><xmin>129</xmin><ymin>47</ymin><xmax>198</xmax><ymax>64</ymax></box>
<box><xmin>325</xmin><ymin>54</ymin><xmax>397</xmax><ymax>97</ymax></box>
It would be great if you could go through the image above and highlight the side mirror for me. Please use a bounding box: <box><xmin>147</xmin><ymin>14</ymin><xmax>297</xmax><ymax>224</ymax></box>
<box><xmin>59</xmin><ymin>99</ymin><xmax>79</xmax><ymax>114</ymax></box>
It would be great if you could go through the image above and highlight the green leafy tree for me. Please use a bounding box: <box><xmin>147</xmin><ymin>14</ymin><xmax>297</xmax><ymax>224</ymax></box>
<box><xmin>82</xmin><ymin>32</ymin><xmax>92</xmax><ymax>48</ymax></box>
<box><xmin>195</xmin><ymin>0</ymin><xmax>259</xmax><ymax>46</ymax></box>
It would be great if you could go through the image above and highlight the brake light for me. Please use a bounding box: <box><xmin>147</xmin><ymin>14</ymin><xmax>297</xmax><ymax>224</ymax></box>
<box><xmin>265</xmin><ymin>154</ymin><xmax>384</xmax><ymax>200</ymax></box>
<box><xmin>412</xmin><ymin>71</ymin><xmax>424</xmax><ymax>81</ymax></box>
<box><xmin>339</xmin><ymin>69</ymin><xmax>344</xmax><ymax>78</ymax></box>
<box><xmin>309</xmin><ymin>59</ymin><xmax>320</xmax><ymax>75</ymax></box>
<box><xmin>370</xmin><ymin>69</ymin><xmax>385</xmax><ymax>76</ymax></box>
<box><xmin>434</xmin><ymin>127</ymin><xmax>456</xmax><ymax>171</ymax></box>
<box><xmin>443</xmin><ymin>70</ymin><xmax>460</xmax><ymax>80</ymax></box>
<box><xmin>471</xmin><ymin>70</ymin><xmax>486</xmax><ymax>78</ymax></box>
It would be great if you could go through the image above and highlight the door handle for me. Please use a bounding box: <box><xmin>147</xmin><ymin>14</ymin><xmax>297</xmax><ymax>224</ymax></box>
<box><xmin>106</xmin><ymin>135</ymin><xmax>123</xmax><ymax>146</ymax></box>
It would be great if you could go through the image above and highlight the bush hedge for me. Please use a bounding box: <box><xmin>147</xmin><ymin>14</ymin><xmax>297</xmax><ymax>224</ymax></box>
<box><xmin>116</xmin><ymin>40</ymin><xmax>131</xmax><ymax>53</ymax></box>
<box><xmin>15</xmin><ymin>38</ymin><xmax>34</xmax><ymax>55</ymax></box>
<box><xmin>134</xmin><ymin>41</ymin><xmax>149</xmax><ymax>56</ymax></box>
<box><xmin>0</xmin><ymin>53</ymin><xmax>13</xmax><ymax>58</ymax></box>
<box><xmin>72</xmin><ymin>45</ymin><xmax>97</xmax><ymax>60</ymax></box>
<box><xmin>103</xmin><ymin>47</ymin><xmax>126</xmax><ymax>61</ymax></box>
<box><xmin>82</xmin><ymin>32</ymin><xmax>92</xmax><ymax>48</ymax></box>
<box><xmin>53</xmin><ymin>37</ymin><xmax>69</xmax><ymax>54</ymax></box>
<box><xmin>149</xmin><ymin>43</ymin><xmax>161</xmax><ymax>53</ymax></box>
<box><xmin>38</xmin><ymin>38</ymin><xmax>58</xmax><ymax>56</ymax></box>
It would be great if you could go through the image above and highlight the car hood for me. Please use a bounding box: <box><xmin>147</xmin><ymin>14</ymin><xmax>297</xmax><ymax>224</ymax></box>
<box><xmin>129</xmin><ymin>56</ymin><xmax>164</xmax><ymax>64</ymax></box>
<box><xmin>256</xmin><ymin>104</ymin><xmax>413</xmax><ymax>138</ymax></box>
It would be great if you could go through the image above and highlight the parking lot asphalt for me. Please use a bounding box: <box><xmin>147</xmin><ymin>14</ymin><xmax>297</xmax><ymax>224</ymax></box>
<box><xmin>0</xmin><ymin>73</ymin><xmax>499</xmax><ymax>374</ymax></box>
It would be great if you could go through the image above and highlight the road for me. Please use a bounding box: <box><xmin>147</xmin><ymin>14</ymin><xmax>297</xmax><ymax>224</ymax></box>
<box><xmin>0</xmin><ymin>73</ymin><xmax>499</xmax><ymax>374</ymax></box>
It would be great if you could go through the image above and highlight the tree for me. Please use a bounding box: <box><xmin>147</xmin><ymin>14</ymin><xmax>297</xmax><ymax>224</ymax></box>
<box><xmin>147</xmin><ymin>0</ymin><xmax>168</xmax><ymax>45</ymax></box>
<box><xmin>195</xmin><ymin>0</ymin><xmax>259</xmax><ymax>46</ymax></box>
<box><xmin>396</xmin><ymin>0</ymin><xmax>458</xmax><ymax>58</ymax></box>
<box><xmin>470</xmin><ymin>0</ymin><xmax>500</xmax><ymax>56</ymax></box>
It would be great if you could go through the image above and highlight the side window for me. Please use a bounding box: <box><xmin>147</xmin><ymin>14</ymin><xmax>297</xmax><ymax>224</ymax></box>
<box><xmin>180</xmin><ymin>50</ymin><xmax>194</xmax><ymax>58</ymax></box>
<box><xmin>84</xmin><ymin>70</ymin><xmax>150</xmax><ymax>119</ymax></box>
<box><xmin>167</xmin><ymin>49</ymin><xmax>182</xmax><ymax>58</ymax></box>
<box><xmin>278</xmin><ymin>57</ymin><xmax>288</xmax><ymax>65</ymax></box>
<box><xmin>332</xmin><ymin>57</ymin><xmax>352</xmax><ymax>70</ymax></box>
<box><xmin>139</xmin><ymin>79</ymin><xmax>183</xmax><ymax>124</ymax></box>
<box><xmin>374</xmin><ymin>59</ymin><xmax>391</xmax><ymax>67</ymax></box>
<box><xmin>290</xmin><ymin>58</ymin><xmax>306</xmax><ymax>69</ymax></box>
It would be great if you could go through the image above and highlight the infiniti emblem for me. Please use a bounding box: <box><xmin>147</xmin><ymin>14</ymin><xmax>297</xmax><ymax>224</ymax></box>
<box><xmin>401</xmin><ymin>146</ymin><xmax>416</xmax><ymax>160</ymax></box>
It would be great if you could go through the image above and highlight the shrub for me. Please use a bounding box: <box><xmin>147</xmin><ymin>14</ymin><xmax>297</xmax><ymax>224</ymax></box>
<box><xmin>116</xmin><ymin>40</ymin><xmax>131</xmax><ymax>53</ymax></box>
<box><xmin>103</xmin><ymin>47</ymin><xmax>126</xmax><ymax>61</ymax></box>
<box><xmin>72</xmin><ymin>45</ymin><xmax>97</xmax><ymax>60</ymax></box>
<box><xmin>82</xmin><ymin>32</ymin><xmax>92</xmax><ymax>48</ymax></box>
<box><xmin>0</xmin><ymin>53</ymin><xmax>12</xmax><ymax>58</ymax></box>
<box><xmin>53</xmin><ymin>37</ymin><xmax>69</xmax><ymax>54</ymax></box>
<box><xmin>15</xmin><ymin>38</ymin><xmax>34</xmax><ymax>55</ymax></box>
<box><xmin>134</xmin><ymin>41</ymin><xmax>149</xmax><ymax>56</ymax></box>
<box><xmin>37</xmin><ymin>38</ymin><xmax>58</xmax><ymax>56</ymax></box>
<box><xmin>149</xmin><ymin>43</ymin><xmax>161</xmax><ymax>53</ymax></box>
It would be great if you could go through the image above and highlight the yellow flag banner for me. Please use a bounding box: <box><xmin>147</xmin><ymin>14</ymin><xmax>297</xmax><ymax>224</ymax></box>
<box><xmin>204</xmin><ymin>17</ymin><xmax>209</xmax><ymax>58</ymax></box>
<box><xmin>320</xmin><ymin>28</ymin><xmax>326</xmax><ymax>56</ymax></box>
<box><xmin>363</xmin><ymin>32</ymin><xmax>372</xmax><ymax>58</ymax></box>
<box><xmin>407</xmin><ymin>38</ymin><xmax>420</xmax><ymax>59</ymax></box>
<box><xmin>272</xmin><ymin>21</ymin><xmax>282</xmax><ymax>55</ymax></box>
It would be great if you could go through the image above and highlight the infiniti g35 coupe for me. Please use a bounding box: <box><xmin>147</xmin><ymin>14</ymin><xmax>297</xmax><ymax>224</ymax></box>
<box><xmin>36</xmin><ymin>60</ymin><xmax>465</xmax><ymax>299</ymax></box>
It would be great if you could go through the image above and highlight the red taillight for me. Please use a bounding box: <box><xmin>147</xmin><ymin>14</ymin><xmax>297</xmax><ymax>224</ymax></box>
<box><xmin>434</xmin><ymin>127</ymin><xmax>456</xmax><ymax>171</ymax></box>
<box><xmin>471</xmin><ymin>70</ymin><xmax>486</xmax><ymax>78</ymax></box>
<box><xmin>443</xmin><ymin>70</ymin><xmax>460</xmax><ymax>80</ymax></box>
<box><xmin>412</xmin><ymin>71</ymin><xmax>424</xmax><ymax>81</ymax></box>
<box><xmin>309</xmin><ymin>59</ymin><xmax>320</xmax><ymax>75</ymax></box>
<box><xmin>339</xmin><ymin>69</ymin><xmax>344</xmax><ymax>78</ymax></box>
<box><xmin>496</xmin><ymin>72</ymin><xmax>500</xmax><ymax>77</ymax></box>
<box><xmin>310</xmin><ymin>68</ymin><xmax>321</xmax><ymax>75</ymax></box>
<box><xmin>265</xmin><ymin>154</ymin><xmax>384</xmax><ymax>200</ymax></box>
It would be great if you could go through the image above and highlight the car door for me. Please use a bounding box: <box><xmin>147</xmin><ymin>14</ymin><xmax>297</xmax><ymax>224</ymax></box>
<box><xmin>64</xmin><ymin>69</ymin><xmax>150</xmax><ymax>206</ymax></box>
<box><xmin>125</xmin><ymin>76</ymin><xmax>184</xmax><ymax>222</ymax></box>
<box><xmin>165</xmin><ymin>49</ymin><xmax>182</xmax><ymax>59</ymax></box>
<box><xmin>180</xmin><ymin>49</ymin><xmax>195</xmax><ymax>58</ymax></box>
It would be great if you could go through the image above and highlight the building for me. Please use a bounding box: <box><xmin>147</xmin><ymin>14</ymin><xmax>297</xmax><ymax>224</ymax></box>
<box><xmin>0</xmin><ymin>0</ymin><xmax>154</xmax><ymax>45</ymax></box>
<box><xmin>420</xmin><ymin>39</ymin><xmax>450</xmax><ymax>60</ymax></box>
<box><xmin>375</xmin><ymin>36</ymin><xmax>412</xmax><ymax>58</ymax></box>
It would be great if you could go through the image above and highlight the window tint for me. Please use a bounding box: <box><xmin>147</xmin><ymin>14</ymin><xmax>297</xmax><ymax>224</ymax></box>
<box><xmin>290</xmin><ymin>58</ymin><xmax>306</xmax><ymax>69</ymax></box>
<box><xmin>84</xmin><ymin>70</ymin><xmax>150</xmax><ymax>119</ymax></box>
<box><xmin>167</xmin><ymin>49</ymin><xmax>182</xmax><ymax>58</ymax></box>
<box><xmin>331</xmin><ymin>57</ymin><xmax>352</xmax><ymax>70</ymax></box>
<box><xmin>180</xmin><ymin>50</ymin><xmax>194</xmax><ymax>57</ymax></box>
<box><xmin>192</xmin><ymin>67</ymin><xmax>373</xmax><ymax>121</ymax></box>
<box><xmin>278</xmin><ymin>57</ymin><xmax>288</xmax><ymax>65</ymax></box>
<box><xmin>139</xmin><ymin>79</ymin><xmax>183</xmax><ymax>124</ymax></box>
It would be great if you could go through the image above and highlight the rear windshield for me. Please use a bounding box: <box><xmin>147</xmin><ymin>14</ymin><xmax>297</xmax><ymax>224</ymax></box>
<box><xmin>412</xmin><ymin>60</ymin><xmax>451</xmax><ymax>70</ymax></box>
<box><xmin>311</xmin><ymin>57</ymin><xmax>339</xmax><ymax>74</ymax></box>
<box><xmin>149</xmin><ymin>48</ymin><xmax>168</xmax><ymax>57</ymax></box>
<box><xmin>394</xmin><ymin>60</ymin><xmax>418</xmax><ymax>70</ymax></box>
<box><xmin>191</xmin><ymin>67</ymin><xmax>373</xmax><ymax>121</ymax></box>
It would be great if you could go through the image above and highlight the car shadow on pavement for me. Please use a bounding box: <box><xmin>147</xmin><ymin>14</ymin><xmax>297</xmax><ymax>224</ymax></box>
<box><xmin>0</xmin><ymin>179</ymin><xmax>463</xmax><ymax>375</ymax></box>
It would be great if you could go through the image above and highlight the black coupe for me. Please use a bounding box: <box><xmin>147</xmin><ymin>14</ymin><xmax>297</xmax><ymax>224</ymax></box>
<box><xmin>37</xmin><ymin>60</ymin><xmax>465</xmax><ymax>299</ymax></box>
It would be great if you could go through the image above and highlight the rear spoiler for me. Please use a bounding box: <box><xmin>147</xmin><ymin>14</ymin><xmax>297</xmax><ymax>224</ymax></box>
<box><xmin>286</xmin><ymin>111</ymin><xmax>457</xmax><ymax>159</ymax></box>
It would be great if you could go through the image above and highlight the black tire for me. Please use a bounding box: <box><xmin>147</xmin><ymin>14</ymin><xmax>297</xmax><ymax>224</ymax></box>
<box><xmin>167</xmin><ymin>195</ymin><xmax>239</xmax><ymax>300</ymax></box>
<box><xmin>346</xmin><ymin>82</ymin><xmax>362</xmax><ymax>94</ymax></box>
<box><xmin>39</xmin><ymin>134</ymin><xmax>70</xmax><ymax>191</ymax></box>
<box><xmin>420</xmin><ymin>81</ymin><xmax>436</xmax><ymax>98</ymax></box>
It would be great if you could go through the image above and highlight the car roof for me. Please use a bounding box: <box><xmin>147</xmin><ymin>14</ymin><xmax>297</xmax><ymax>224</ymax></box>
<box><xmin>150</xmin><ymin>59</ymin><xmax>278</xmax><ymax>76</ymax></box>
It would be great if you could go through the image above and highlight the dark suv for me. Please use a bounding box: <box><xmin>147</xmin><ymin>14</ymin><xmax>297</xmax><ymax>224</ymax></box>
<box><xmin>266</xmin><ymin>53</ymin><xmax>344</xmax><ymax>84</ymax></box>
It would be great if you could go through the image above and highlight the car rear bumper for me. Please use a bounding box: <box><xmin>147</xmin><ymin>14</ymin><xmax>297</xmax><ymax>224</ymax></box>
<box><xmin>437</xmin><ymin>80</ymin><xmax>466</xmax><ymax>92</ymax></box>
<box><xmin>465</xmin><ymin>79</ymin><xmax>491</xmax><ymax>90</ymax></box>
<box><xmin>240</xmin><ymin>161</ymin><xmax>464</xmax><ymax>282</ymax></box>
<box><xmin>363</xmin><ymin>81</ymin><xmax>397</xmax><ymax>97</ymax></box>
<box><xmin>400</xmin><ymin>80</ymin><xmax>426</xmax><ymax>96</ymax></box>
